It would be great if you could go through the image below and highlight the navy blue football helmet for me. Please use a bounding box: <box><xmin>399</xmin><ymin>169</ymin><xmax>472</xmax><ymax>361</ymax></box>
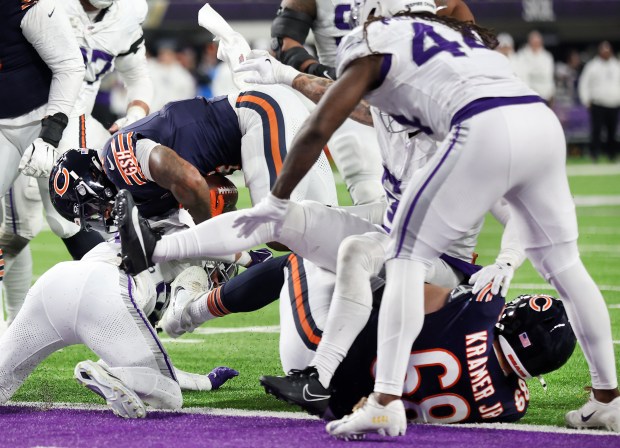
<box><xmin>49</xmin><ymin>149</ymin><xmax>118</xmax><ymax>233</ymax></box>
<box><xmin>495</xmin><ymin>294</ymin><xmax>577</xmax><ymax>379</ymax></box>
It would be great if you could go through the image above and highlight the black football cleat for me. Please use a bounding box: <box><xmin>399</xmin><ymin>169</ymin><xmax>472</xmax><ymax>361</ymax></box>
<box><xmin>260</xmin><ymin>366</ymin><xmax>331</xmax><ymax>416</ymax></box>
<box><xmin>114</xmin><ymin>190</ymin><xmax>160</xmax><ymax>276</ymax></box>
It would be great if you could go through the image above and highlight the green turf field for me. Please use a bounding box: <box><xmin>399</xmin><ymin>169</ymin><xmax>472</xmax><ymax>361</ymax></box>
<box><xmin>10</xmin><ymin>163</ymin><xmax>620</xmax><ymax>427</ymax></box>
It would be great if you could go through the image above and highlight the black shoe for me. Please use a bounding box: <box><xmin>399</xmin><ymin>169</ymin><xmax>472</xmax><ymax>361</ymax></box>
<box><xmin>260</xmin><ymin>366</ymin><xmax>331</xmax><ymax>416</ymax></box>
<box><xmin>114</xmin><ymin>190</ymin><xmax>160</xmax><ymax>275</ymax></box>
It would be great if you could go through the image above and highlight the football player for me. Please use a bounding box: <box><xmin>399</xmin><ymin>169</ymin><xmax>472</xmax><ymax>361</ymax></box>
<box><xmin>268</xmin><ymin>0</ymin><xmax>385</xmax><ymax>205</ymax></box>
<box><xmin>0</xmin><ymin>149</ymin><xmax>239</xmax><ymax>418</ymax></box>
<box><xmin>267</xmin><ymin>0</ymin><xmax>473</xmax><ymax>205</ymax></box>
<box><xmin>163</xmin><ymin>256</ymin><xmax>576</xmax><ymax>426</ymax></box>
<box><xmin>1</xmin><ymin>0</ymin><xmax>153</xmax><ymax>325</ymax></box>
<box><xmin>0</xmin><ymin>0</ymin><xmax>85</xmax><ymax>316</ymax></box>
<box><xmin>230</xmin><ymin>0</ymin><xmax>620</xmax><ymax>437</ymax></box>
<box><xmin>114</xmin><ymin>6</ymin><xmax>516</xmax><ymax>288</ymax></box>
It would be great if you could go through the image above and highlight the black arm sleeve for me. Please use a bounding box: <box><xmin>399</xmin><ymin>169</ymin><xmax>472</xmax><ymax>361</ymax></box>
<box><xmin>219</xmin><ymin>255</ymin><xmax>290</xmax><ymax>313</ymax></box>
<box><xmin>271</xmin><ymin>7</ymin><xmax>313</xmax><ymax>44</ymax></box>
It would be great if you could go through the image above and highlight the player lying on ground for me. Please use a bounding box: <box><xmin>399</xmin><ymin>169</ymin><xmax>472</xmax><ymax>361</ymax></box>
<box><xmin>0</xmin><ymin>150</ymin><xmax>243</xmax><ymax>417</ymax></box>
<box><xmin>162</xmin><ymin>255</ymin><xmax>576</xmax><ymax>425</ymax></box>
<box><xmin>231</xmin><ymin>0</ymin><xmax>620</xmax><ymax>437</ymax></box>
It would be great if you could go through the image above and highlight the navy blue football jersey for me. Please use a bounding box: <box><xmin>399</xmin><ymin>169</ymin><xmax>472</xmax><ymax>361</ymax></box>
<box><xmin>329</xmin><ymin>286</ymin><xmax>529</xmax><ymax>423</ymax></box>
<box><xmin>101</xmin><ymin>96</ymin><xmax>242</xmax><ymax>217</ymax></box>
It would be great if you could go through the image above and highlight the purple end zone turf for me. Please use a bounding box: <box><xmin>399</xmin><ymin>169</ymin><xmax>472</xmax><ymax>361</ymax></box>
<box><xmin>0</xmin><ymin>406</ymin><xmax>618</xmax><ymax>448</ymax></box>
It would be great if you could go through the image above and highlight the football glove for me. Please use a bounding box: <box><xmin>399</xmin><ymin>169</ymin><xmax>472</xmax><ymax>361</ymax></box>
<box><xmin>19</xmin><ymin>137</ymin><xmax>59</xmax><ymax>178</ymax></box>
<box><xmin>233</xmin><ymin>193</ymin><xmax>290</xmax><ymax>238</ymax></box>
<box><xmin>109</xmin><ymin>105</ymin><xmax>147</xmax><ymax>133</ymax></box>
<box><xmin>469</xmin><ymin>261</ymin><xmax>514</xmax><ymax>297</ymax></box>
<box><xmin>19</xmin><ymin>112</ymin><xmax>68</xmax><ymax>178</ymax></box>
<box><xmin>234</xmin><ymin>50</ymin><xmax>300</xmax><ymax>86</ymax></box>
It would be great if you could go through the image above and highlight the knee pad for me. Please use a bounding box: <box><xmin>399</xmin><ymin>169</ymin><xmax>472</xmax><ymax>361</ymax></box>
<box><xmin>0</xmin><ymin>231</ymin><xmax>29</xmax><ymax>257</ymax></box>
<box><xmin>525</xmin><ymin>241</ymin><xmax>580</xmax><ymax>280</ymax></box>
<box><xmin>338</xmin><ymin>234</ymin><xmax>384</xmax><ymax>276</ymax></box>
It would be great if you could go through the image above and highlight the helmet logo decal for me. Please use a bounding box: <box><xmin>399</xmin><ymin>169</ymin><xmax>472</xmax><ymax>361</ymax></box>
<box><xmin>53</xmin><ymin>167</ymin><xmax>70</xmax><ymax>197</ymax></box>
<box><xmin>518</xmin><ymin>332</ymin><xmax>532</xmax><ymax>348</ymax></box>
<box><xmin>528</xmin><ymin>295</ymin><xmax>553</xmax><ymax>312</ymax></box>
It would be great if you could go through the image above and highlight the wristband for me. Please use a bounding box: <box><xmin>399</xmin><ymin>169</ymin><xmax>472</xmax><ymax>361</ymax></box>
<box><xmin>39</xmin><ymin>112</ymin><xmax>68</xmax><ymax>148</ymax></box>
<box><xmin>306</xmin><ymin>63</ymin><xmax>337</xmax><ymax>80</ymax></box>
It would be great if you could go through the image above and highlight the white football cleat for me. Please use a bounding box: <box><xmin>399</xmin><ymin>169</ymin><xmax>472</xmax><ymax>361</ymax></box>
<box><xmin>74</xmin><ymin>360</ymin><xmax>146</xmax><ymax>419</ymax></box>
<box><xmin>160</xmin><ymin>266</ymin><xmax>212</xmax><ymax>338</ymax></box>
<box><xmin>565</xmin><ymin>393</ymin><xmax>620</xmax><ymax>432</ymax></box>
<box><xmin>326</xmin><ymin>394</ymin><xmax>407</xmax><ymax>440</ymax></box>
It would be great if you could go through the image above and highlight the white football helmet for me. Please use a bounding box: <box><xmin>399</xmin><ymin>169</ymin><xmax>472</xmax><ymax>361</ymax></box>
<box><xmin>88</xmin><ymin>0</ymin><xmax>118</xmax><ymax>9</ymax></box>
<box><xmin>350</xmin><ymin>0</ymin><xmax>437</xmax><ymax>27</ymax></box>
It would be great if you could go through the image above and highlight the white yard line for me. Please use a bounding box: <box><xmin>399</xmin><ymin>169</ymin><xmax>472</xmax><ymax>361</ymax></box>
<box><xmin>159</xmin><ymin>338</ymin><xmax>204</xmax><ymax>344</ymax></box>
<box><xmin>566</xmin><ymin>164</ymin><xmax>620</xmax><ymax>176</ymax></box>
<box><xmin>6</xmin><ymin>401</ymin><xmax>616</xmax><ymax>436</ymax></box>
<box><xmin>511</xmin><ymin>283</ymin><xmax>620</xmax><ymax>293</ymax></box>
<box><xmin>193</xmin><ymin>325</ymin><xmax>280</xmax><ymax>335</ymax></box>
<box><xmin>573</xmin><ymin>195</ymin><xmax>620</xmax><ymax>206</ymax></box>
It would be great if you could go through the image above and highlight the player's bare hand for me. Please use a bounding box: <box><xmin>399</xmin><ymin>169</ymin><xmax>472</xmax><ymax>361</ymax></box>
<box><xmin>232</xmin><ymin>193</ymin><xmax>290</xmax><ymax>238</ymax></box>
<box><xmin>18</xmin><ymin>138</ymin><xmax>58</xmax><ymax>178</ymax></box>
<box><xmin>234</xmin><ymin>50</ymin><xmax>300</xmax><ymax>86</ymax></box>
<box><xmin>469</xmin><ymin>261</ymin><xmax>514</xmax><ymax>297</ymax></box>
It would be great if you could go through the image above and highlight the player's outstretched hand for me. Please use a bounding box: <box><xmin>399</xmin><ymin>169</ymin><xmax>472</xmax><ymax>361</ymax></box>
<box><xmin>234</xmin><ymin>50</ymin><xmax>300</xmax><ymax>86</ymax></box>
<box><xmin>19</xmin><ymin>138</ymin><xmax>58</xmax><ymax>178</ymax></box>
<box><xmin>208</xmin><ymin>366</ymin><xmax>239</xmax><ymax>390</ymax></box>
<box><xmin>232</xmin><ymin>193</ymin><xmax>290</xmax><ymax>238</ymax></box>
<box><xmin>469</xmin><ymin>261</ymin><xmax>514</xmax><ymax>297</ymax></box>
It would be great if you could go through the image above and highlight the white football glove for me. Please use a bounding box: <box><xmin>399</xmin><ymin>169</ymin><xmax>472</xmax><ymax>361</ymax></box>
<box><xmin>18</xmin><ymin>138</ymin><xmax>58</xmax><ymax>178</ymax></box>
<box><xmin>109</xmin><ymin>105</ymin><xmax>147</xmax><ymax>133</ymax></box>
<box><xmin>469</xmin><ymin>261</ymin><xmax>514</xmax><ymax>297</ymax></box>
<box><xmin>234</xmin><ymin>50</ymin><xmax>300</xmax><ymax>86</ymax></box>
<box><xmin>232</xmin><ymin>193</ymin><xmax>290</xmax><ymax>238</ymax></box>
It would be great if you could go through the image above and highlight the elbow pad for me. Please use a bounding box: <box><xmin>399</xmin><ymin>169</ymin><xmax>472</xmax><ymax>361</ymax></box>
<box><xmin>271</xmin><ymin>7</ymin><xmax>313</xmax><ymax>43</ymax></box>
<box><xmin>271</xmin><ymin>7</ymin><xmax>313</xmax><ymax>60</ymax></box>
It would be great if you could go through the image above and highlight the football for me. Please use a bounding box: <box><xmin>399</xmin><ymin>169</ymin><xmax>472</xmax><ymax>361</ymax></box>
<box><xmin>204</xmin><ymin>173</ymin><xmax>238</xmax><ymax>217</ymax></box>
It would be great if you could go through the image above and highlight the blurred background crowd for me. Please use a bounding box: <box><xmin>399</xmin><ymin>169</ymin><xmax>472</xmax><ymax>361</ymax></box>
<box><xmin>95</xmin><ymin>0</ymin><xmax>620</xmax><ymax>162</ymax></box>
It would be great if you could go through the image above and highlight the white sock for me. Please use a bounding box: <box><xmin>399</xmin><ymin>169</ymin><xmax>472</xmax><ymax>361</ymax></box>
<box><xmin>549</xmin><ymin>262</ymin><xmax>617</xmax><ymax>389</ymax></box>
<box><xmin>313</xmin><ymin>297</ymin><xmax>372</xmax><ymax>389</ymax></box>
<box><xmin>188</xmin><ymin>287</ymin><xmax>228</xmax><ymax>324</ymax></box>
<box><xmin>3</xmin><ymin>246</ymin><xmax>32</xmax><ymax>324</ymax></box>
<box><xmin>374</xmin><ymin>258</ymin><xmax>427</xmax><ymax>396</ymax></box>
<box><xmin>174</xmin><ymin>367</ymin><xmax>213</xmax><ymax>391</ymax></box>
<box><xmin>153</xmin><ymin>210</ymin><xmax>275</xmax><ymax>263</ymax></box>
<box><xmin>311</xmin><ymin>234</ymin><xmax>386</xmax><ymax>389</ymax></box>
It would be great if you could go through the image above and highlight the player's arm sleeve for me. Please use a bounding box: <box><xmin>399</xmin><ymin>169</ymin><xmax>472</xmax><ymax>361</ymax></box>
<box><xmin>490</xmin><ymin>199</ymin><xmax>526</xmax><ymax>269</ymax></box>
<box><xmin>115</xmin><ymin>35</ymin><xmax>153</xmax><ymax>112</ymax></box>
<box><xmin>134</xmin><ymin>138</ymin><xmax>159</xmax><ymax>181</ymax></box>
<box><xmin>271</xmin><ymin>1</ymin><xmax>336</xmax><ymax>79</ymax></box>
<box><xmin>21</xmin><ymin>0</ymin><xmax>85</xmax><ymax>117</ymax></box>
